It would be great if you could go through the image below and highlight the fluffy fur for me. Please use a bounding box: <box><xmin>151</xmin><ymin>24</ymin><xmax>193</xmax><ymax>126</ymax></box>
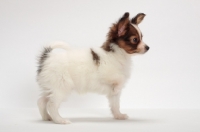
<box><xmin>37</xmin><ymin>12</ymin><xmax>149</xmax><ymax>124</ymax></box>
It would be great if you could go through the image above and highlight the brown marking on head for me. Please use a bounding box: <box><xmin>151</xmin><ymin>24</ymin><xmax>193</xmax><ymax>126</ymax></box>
<box><xmin>102</xmin><ymin>12</ymin><xmax>130</xmax><ymax>52</ymax></box>
<box><xmin>91</xmin><ymin>49</ymin><xmax>100</xmax><ymax>65</ymax></box>
<box><xmin>117</xmin><ymin>24</ymin><xmax>141</xmax><ymax>53</ymax></box>
<box><xmin>102</xmin><ymin>12</ymin><xmax>148</xmax><ymax>54</ymax></box>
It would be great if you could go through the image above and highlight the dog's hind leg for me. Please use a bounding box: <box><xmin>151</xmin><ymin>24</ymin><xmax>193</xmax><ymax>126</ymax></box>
<box><xmin>37</xmin><ymin>95</ymin><xmax>52</xmax><ymax>121</ymax></box>
<box><xmin>47</xmin><ymin>89</ymin><xmax>71</xmax><ymax>124</ymax></box>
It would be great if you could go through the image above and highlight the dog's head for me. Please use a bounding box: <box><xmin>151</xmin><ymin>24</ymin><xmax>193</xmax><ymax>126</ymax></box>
<box><xmin>104</xmin><ymin>12</ymin><xmax>149</xmax><ymax>54</ymax></box>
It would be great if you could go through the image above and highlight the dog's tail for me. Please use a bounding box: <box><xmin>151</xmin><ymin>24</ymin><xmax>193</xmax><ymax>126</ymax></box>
<box><xmin>50</xmin><ymin>41</ymin><xmax>70</xmax><ymax>51</ymax></box>
<box><xmin>37</xmin><ymin>42</ymin><xmax>70</xmax><ymax>74</ymax></box>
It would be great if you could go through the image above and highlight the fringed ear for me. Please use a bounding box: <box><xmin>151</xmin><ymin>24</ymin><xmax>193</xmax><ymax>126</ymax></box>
<box><xmin>131</xmin><ymin>13</ymin><xmax>145</xmax><ymax>25</ymax></box>
<box><xmin>117</xmin><ymin>12</ymin><xmax>130</xmax><ymax>37</ymax></box>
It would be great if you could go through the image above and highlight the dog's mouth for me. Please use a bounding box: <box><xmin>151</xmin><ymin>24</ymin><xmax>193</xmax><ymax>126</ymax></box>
<box><xmin>131</xmin><ymin>45</ymin><xmax>150</xmax><ymax>54</ymax></box>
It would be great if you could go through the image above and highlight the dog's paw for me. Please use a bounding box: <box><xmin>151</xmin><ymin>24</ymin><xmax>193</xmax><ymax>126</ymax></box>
<box><xmin>53</xmin><ymin>118</ymin><xmax>71</xmax><ymax>124</ymax></box>
<box><xmin>114</xmin><ymin>114</ymin><xmax>129</xmax><ymax>120</ymax></box>
<box><xmin>42</xmin><ymin>114</ymin><xmax>52</xmax><ymax>121</ymax></box>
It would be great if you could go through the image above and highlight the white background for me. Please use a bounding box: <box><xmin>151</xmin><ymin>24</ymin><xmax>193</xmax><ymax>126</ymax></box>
<box><xmin>0</xmin><ymin>0</ymin><xmax>200</xmax><ymax>109</ymax></box>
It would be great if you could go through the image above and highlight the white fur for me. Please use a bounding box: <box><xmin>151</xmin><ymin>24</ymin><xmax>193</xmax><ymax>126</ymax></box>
<box><xmin>37</xmin><ymin>43</ymin><xmax>132</xmax><ymax>124</ymax></box>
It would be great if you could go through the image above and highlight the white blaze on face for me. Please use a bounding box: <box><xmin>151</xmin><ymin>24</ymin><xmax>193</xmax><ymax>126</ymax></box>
<box><xmin>131</xmin><ymin>24</ymin><xmax>147</xmax><ymax>54</ymax></box>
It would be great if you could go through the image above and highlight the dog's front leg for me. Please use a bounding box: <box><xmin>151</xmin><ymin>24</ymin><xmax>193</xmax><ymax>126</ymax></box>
<box><xmin>107</xmin><ymin>92</ymin><xmax>128</xmax><ymax>120</ymax></box>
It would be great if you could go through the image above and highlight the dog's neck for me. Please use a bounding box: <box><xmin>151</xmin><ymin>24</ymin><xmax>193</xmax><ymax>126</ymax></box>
<box><xmin>102</xmin><ymin>43</ymin><xmax>132</xmax><ymax>64</ymax></box>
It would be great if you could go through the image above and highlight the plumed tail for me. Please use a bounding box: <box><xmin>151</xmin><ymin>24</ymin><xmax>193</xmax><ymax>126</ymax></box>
<box><xmin>37</xmin><ymin>42</ymin><xmax>70</xmax><ymax>74</ymax></box>
<box><xmin>50</xmin><ymin>41</ymin><xmax>70</xmax><ymax>51</ymax></box>
<box><xmin>37</xmin><ymin>47</ymin><xmax>52</xmax><ymax>74</ymax></box>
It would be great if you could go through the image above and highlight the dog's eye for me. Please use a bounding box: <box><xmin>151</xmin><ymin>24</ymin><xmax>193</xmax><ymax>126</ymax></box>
<box><xmin>133</xmin><ymin>38</ymin><xmax>138</xmax><ymax>43</ymax></box>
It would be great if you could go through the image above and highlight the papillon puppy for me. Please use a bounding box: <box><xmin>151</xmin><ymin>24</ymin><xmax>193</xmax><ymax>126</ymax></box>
<box><xmin>37</xmin><ymin>12</ymin><xmax>149</xmax><ymax>124</ymax></box>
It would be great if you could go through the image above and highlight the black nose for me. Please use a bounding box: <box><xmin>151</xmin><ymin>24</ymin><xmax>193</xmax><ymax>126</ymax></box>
<box><xmin>145</xmin><ymin>45</ymin><xmax>150</xmax><ymax>51</ymax></box>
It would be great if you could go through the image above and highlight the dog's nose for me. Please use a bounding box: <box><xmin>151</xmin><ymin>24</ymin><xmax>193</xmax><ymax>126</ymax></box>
<box><xmin>145</xmin><ymin>45</ymin><xmax>150</xmax><ymax>51</ymax></box>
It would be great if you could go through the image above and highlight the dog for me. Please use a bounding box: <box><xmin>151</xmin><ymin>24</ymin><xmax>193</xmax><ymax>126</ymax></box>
<box><xmin>37</xmin><ymin>12</ymin><xmax>149</xmax><ymax>124</ymax></box>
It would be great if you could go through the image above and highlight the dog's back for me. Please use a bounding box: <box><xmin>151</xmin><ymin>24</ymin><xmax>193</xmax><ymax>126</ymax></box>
<box><xmin>37</xmin><ymin>43</ymin><xmax>131</xmax><ymax>95</ymax></box>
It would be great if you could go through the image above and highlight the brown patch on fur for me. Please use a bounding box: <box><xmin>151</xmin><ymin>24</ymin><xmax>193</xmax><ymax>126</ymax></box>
<box><xmin>101</xmin><ymin>23</ymin><xmax>117</xmax><ymax>52</ymax></box>
<box><xmin>101</xmin><ymin>41</ymin><xmax>114</xmax><ymax>52</ymax></box>
<box><xmin>91</xmin><ymin>49</ymin><xmax>100</xmax><ymax>65</ymax></box>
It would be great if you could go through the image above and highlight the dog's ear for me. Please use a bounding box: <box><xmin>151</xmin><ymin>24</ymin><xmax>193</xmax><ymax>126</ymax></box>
<box><xmin>117</xmin><ymin>12</ymin><xmax>130</xmax><ymax>37</ymax></box>
<box><xmin>131</xmin><ymin>13</ymin><xmax>145</xmax><ymax>25</ymax></box>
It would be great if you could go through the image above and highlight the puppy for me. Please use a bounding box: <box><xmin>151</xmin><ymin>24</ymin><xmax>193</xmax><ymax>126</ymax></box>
<box><xmin>37</xmin><ymin>12</ymin><xmax>149</xmax><ymax>124</ymax></box>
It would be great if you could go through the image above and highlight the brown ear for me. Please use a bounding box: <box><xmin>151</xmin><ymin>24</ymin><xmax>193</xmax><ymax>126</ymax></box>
<box><xmin>117</xmin><ymin>12</ymin><xmax>130</xmax><ymax>37</ymax></box>
<box><xmin>131</xmin><ymin>13</ymin><xmax>145</xmax><ymax>25</ymax></box>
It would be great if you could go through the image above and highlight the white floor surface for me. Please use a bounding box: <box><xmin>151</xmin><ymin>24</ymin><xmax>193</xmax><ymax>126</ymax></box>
<box><xmin>0</xmin><ymin>108</ymin><xmax>200</xmax><ymax>132</ymax></box>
